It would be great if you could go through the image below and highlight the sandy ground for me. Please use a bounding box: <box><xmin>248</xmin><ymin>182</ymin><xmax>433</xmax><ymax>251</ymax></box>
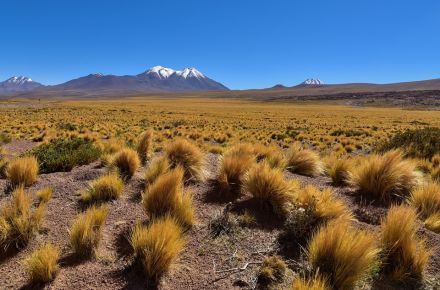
<box><xmin>0</xmin><ymin>141</ymin><xmax>439</xmax><ymax>290</ymax></box>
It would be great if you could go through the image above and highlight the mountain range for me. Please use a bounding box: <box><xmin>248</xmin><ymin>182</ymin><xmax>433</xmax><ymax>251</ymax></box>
<box><xmin>0</xmin><ymin>66</ymin><xmax>228</xmax><ymax>95</ymax></box>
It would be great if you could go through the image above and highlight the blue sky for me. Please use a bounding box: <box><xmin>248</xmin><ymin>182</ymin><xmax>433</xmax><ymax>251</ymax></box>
<box><xmin>1</xmin><ymin>0</ymin><xmax>439</xmax><ymax>89</ymax></box>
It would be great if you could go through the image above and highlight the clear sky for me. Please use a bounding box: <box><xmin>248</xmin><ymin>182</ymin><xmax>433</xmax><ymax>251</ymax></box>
<box><xmin>1</xmin><ymin>0</ymin><xmax>439</xmax><ymax>89</ymax></box>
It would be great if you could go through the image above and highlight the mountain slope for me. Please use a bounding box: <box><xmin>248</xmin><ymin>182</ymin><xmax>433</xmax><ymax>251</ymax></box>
<box><xmin>45</xmin><ymin>66</ymin><xmax>228</xmax><ymax>93</ymax></box>
<box><xmin>0</xmin><ymin>76</ymin><xmax>43</xmax><ymax>93</ymax></box>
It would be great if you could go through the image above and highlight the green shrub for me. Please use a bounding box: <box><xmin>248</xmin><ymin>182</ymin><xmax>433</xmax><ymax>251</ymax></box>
<box><xmin>31</xmin><ymin>137</ymin><xmax>101</xmax><ymax>173</ymax></box>
<box><xmin>380</xmin><ymin>127</ymin><xmax>440</xmax><ymax>159</ymax></box>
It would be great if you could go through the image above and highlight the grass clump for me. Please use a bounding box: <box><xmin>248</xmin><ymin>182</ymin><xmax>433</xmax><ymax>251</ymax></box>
<box><xmin>144</xmin><ymin>156</ymin><xmax>170</xmax><ymax>187</ymax></box>
<box><xmin>257</xmin><ymin>256</ymin><xmax>287</xmax><ymax>285</ymax></box>
<box><xmin>69</xmin><ymin>205</ymin><xmax>108</xmax><ymax>256</ymax></box>
<box><xmin>111</xmin><ymin>147</ymin><xmax>140</xmax><ymax>179</ymax></box>
<box><xmin>36</xmin><ymin>187</ymin><xmax>53</xmax><ymax>204</ymax></box>
<box><xmin>285</xmin><ymin>185</ymin><xmax>351</xmax><ymax>240</ymax></box>
<box><xmin>130</xmin><ymin>216</ymin><xmax>184</xmax><ymax>280</ymax></box>
<box><xmin>24</xmin><ymin>243</ymin><xmax>60</xmax><ymax>283</ymax></box>
<box><xmin>31</xmin><ymin>137</ymin><xmax>101</xmax><ymax>173</ymax></box>
<box><xmin>324</xmin><ymin>155</ymin><xmax>353</xmax><ymax>186</ymax></box>
<box><xmin>409</xmin><ymin>182</ymin><xmax>440</xmax><ymax>219</ymax></box>
<box><xmin>165</xmin><ymin>139</ymin><xmax>206</xmax><ymax>182</ymax></box>
<box><xmin>424</xmin><ymin>213</ymin><xmax>440</xmax><ymax>233</ymax></box>
<box><xmin>380</xmin><ymin>205</ymin><xmax>431</xmax><ymax>281</ymax></box>
<box><xmin>349</xmin><ymin>150</ymin><xmax>421</xmax><ymax>202</ymax></box>
<box><xmin>6</xmin><ymin>156</ymin><xmax>39</xmax><ymax>187</ymax></box>
<box><xmin>143</xmin><ymin>167</ymin><xmax>195</xmax><ymax>226</ymax></box>
<box><xmin>380</xmin><ymin>127</ymin><xmax>440</xmax><ymax>159</ymax></box>
<box><xmin>217</xmin><ymin>152</ymin><xmax>255</xmax><ymax>198</ymax></box>
<box><xmin>81</xmin><ymin>173</ymin><xmax>124</xmax><ymax>203</ymax></box>
<box><xmin>243</xmin><ymin>162</ymin><xmax>298</xmax><ymax>217</ymax></box>
<box><xmin>286</xmin><ymin>143</ymin><xmax>323</xmax><ymax>177</ymax></box>
<box><xmin>0</xmin><ymin>186</ymin><xmax>46</xmax><ymax>248</ymax></box>
<box><xmin>137</xmin><ymin>130</ymin><xmax>153</xmax><ymax>164</ymax></box>
<box><xmin>307</xmin><ymin>219</ymin><xmax>379</xmax><ymax>290</ymax></box>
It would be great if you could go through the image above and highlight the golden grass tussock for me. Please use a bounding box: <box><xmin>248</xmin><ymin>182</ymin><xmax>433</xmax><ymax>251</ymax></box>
<box><xmin>36</xmin><ymin>187</ymin><xmax>53</xmax><ymax>204</ymax></box>
<box><xmin>349</xmin><ymin>150</ymin><xmax>421</xmax><ymax>202</ymax></box>
<box><xmin>137</xmin><ymin>130</ymin><xmax>153</xmax><ymax>164</ymax></box>
<box><xmin>130</xmin><ymin>216</ymin><xmax>185</xmax><ymax>280</ymax></box>
<box><xmin>243</xmin><ymin>162</ymin><xmax>299</xmax><ymax>217</ymax></box>
<box><xmin>257</xmin><ymin>255</ymin><xmax>287</xmax><ymax>285</ymax></box>
<box><xmin>296</xmin><ymin>185</ymin><xmax>352</xmax><ymax>222</ymax></box>
<box><xmin>143</xmin><ymin>167</ymin><xmax>195</xmax><ymax>226</ymax></box>
<box><xmin>0</xmin><ymin>186</ymin><xmax>46</xmax><ymax>248</ymax></box>
<box><xmin>424</xmin><ymin>212</ymin><xmax>440</xmax><ymax>233</ymax></box>
<box><xmin>6</xmin><ymin>156</ymin><xmax>39</xmax><ymax>187</ymax></box>
<box><xmin>324</xmin><ymin>155</ymin><xmax>353</xmax><ymax>186</ymax></box>
<box><xmin>81</xmin><ymin>172</ymin><xmax>124</xmax><ymax>203</ymax></box>
<box><xmin>69</xmin><ymin>205</ymin><xmax>108</xmax><ymax>256</ymax></box>
<box><xmin>165</xmin><ymin>139</ymin><xmax>206</xmax><ymax>181</ymax></box>
<box><xmin>217</xmin><ymin>153</ymin><xmax>255</xmax><ymax>198</ymax></box>
<box><xmin>144</xmin><ymin>156</ymin><xmax>170</xmax><ymax>187</ymax></box>
<box><xmin>111</xmin><ymin>147</ymin><xmax>140</xmax><ymax>178</ymax></box>
<box><xmin>291</xmin><ymin>275</ymin><xmax>329</xmax><ymax>290</ymax></box>
<box><xmin>380</xmin><ymin>205</ymin><xmax>431</xmax><ymax>280</ymax></box>
<box><xmin>286</xmin><ymin>143</ymin><xmax>323</xmax><ymax>177</ymax></box>
<box><xmin>409</xmin><ymin>182</ymin><xmax>440</xmax><ymax>218</ymax></box>
<box><xmin>307</xmin><ymin>219</ymin><xmax>379</xmax><ymax>290</ymax></box>
<box><xmin>24</xmin><ymin>243</ymin><xmax>60</xmax><ymax>283</ymax></box>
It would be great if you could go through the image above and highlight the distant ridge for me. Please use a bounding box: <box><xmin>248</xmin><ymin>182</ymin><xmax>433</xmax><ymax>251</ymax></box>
<box><xmin>0</xmin><ymin>66</ymin><xmax>228</xmax><ymax>95</ymax></box>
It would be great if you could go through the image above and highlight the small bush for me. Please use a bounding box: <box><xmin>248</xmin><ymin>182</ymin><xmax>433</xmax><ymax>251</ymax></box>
<box><xmin>217</xmin><ymin>153</ymin><xmax>255</xmax><ymax>198</ymax></box>
<box><xmin>380</xmin><ymin>127</ymin><xmax>440</xmax><ymax>159</ymax></box>
<box><xmin>243</xmin><ymin>163</ymin><xmax>298</xmax><ymax>217</ymax></box>
<box><xmin>81</xmin><ymin>173</ymin><xmax>124</xmax><ymax>203</ymax></box>
<box><xmin>145</xmin><ymin>156</ymin><xmax>170</xmax><ymax>187</ymax></box>
<box><xmin>130</xmin><ymin>216</ymin><xmax>184</xmax><ymax>280</ymax></box>
<box><xmin>257</xmin><ymin>256</ymin><xmax>287</xmax><ymax>285</ymax></box>
<box><xmin>286</xmin><ymin>143</ymin><xmax>323</xmax><ymax>177</ymax></box>
<box><xmin>409</xmin><ymin>182</ymin><xmax>440</xmax><ymax>219</ymax></box>
<box><xmin>143</xmin><ymin>167</ymin><xmax>195</xmax><ymax>226</ymax></box>
<box><xmin>165</xmin><ymin>139</ymin><xmax>206</xmax><ymax>181</ymax></box>
<box><xmin>209</xmin><ymin>209</ymin><xmax>239</xmax><ymax>237</ymax></box>
<box><xmin>0</xmin><ymin>186</ymin><xmax>46</xmax><ymax>248</ymax></box>
<box><xmin>291</xmin><ymin>275</ymin><xmax>329</xmax><ymax>290</ymax></box>
<box><xmin>137</xmin><ymin>130</ymin><xmax>153</xmax><ymax>164</ymax></box>
<box><xmin>380</xmin><ymin>205</ymin><xmax>431</xmax><ymax>280</ymax></box>
<box><xmin>69</xmin><ymin>205</ymin><xmax>108</xmax><ymax>256</ymax></box>
<box><xmin>31</xmin><ymin>137</ymin><xmax>101</xmax><ymax>173</ymax></box>
<box><xmin>349</xmin><ymin>150</ymin><xmax>421</xmax><ymax>202</ymax></box>
<box><xmin>24</xmin><ymin>243</ymin><xmax>60</xmax><ymax>283</ymax></box>
<box><xmin>111</xmin><ymin>148</ymin><xmax>140</xmax><ymax>179</ymax></box>
<box><xmin>6</xmin><ymin>156</ymin><xmax>39</xmax><ymax>187</ymax></box>
<box><xmin>307</xmin><ymin>219</ymin><xmax>379</xmax><ymax>290</ymax></box>
<box><xmin>424</xmin><ymin>212</ymin><xmax>440</xmax><ymax>233</ymax></box>
<box><xmin>36</xmin><ymin>187</ymin><xmax>53</xmax><ymax>204</ymax></box>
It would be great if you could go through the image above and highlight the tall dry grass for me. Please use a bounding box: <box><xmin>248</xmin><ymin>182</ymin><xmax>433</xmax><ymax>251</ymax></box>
<box><xmin>6</xmin><ymin>156</ymin><xmax>39</xmax><ymax>187</ymax></box>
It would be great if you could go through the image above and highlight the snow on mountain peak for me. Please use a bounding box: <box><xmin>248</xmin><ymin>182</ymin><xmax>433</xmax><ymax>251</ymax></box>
<box><xmin>143</xmin><ymin>66</ymin><xmax>206</xmax><ymax>80</ymax></box>
<box><xmin>145</xmin><ymin>66</ymin><xmax>176</xmax><ymax>79</ymax></box>
<box><xmin>6</xmin><ymin>76</ymin><xmax>33</xmax><ymax>85</ymax></box>
<box><xmin>302</xmin><ymin>78</ymin><xmax>324</xmax><ymax>85</ymax></box>
<box><xmin>176</xmin><ymin>68</ymin><xmax>205</xmax><ymax>79</ymax></box>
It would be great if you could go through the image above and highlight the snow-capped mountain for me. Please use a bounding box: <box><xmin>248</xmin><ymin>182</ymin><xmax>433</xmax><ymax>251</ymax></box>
<box><xmin>0</xmin><ymin>67</ymin><xmax>228</xmax><ymax>96</ymax></box>
<box><xmin>0</xmin><ymin>76</ymin><xmax>43</xmax><ymax>93</ymax></box>
<box><xmin>300</xmin><ymin>78</ymin><xmax>324</xmax><ymax>86</ymax></box>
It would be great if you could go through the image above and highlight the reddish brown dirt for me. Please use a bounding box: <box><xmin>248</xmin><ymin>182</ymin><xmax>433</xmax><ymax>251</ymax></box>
<box><xmin>0</xmin><ymin>152</ymin><xmax>439</xmax><ymax>289</ymax></box>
